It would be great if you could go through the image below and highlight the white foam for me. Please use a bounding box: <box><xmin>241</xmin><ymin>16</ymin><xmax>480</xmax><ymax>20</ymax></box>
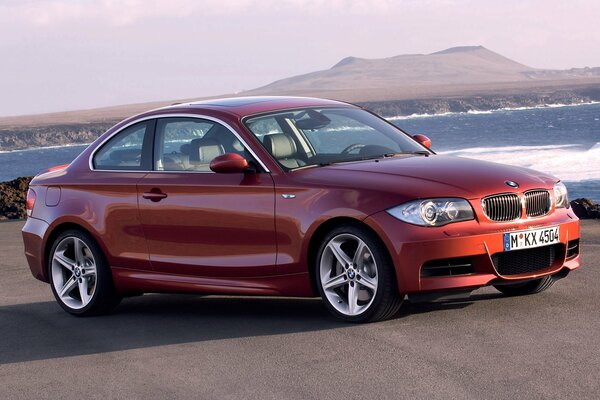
<box><xmin>388</xmin><ymin>111</ymin><xmax>457</xmax><ymax>120</ymax></box>
<box><xmin>466</xmin><ymin>110</ymin><xmax>493</xmax><ymax>115</ymax></box>
<box><xmin>0</xmin><ymin>142</ymin><xmax>90</xmax><ymax>154</ymax></box>
<box><xmin>387</xmin><ymin>101</ymin><xmax>600</xmax><ymax>121</ymax></box>
<box><xmin>440</xmin><ymin>143</ymin><xmax>600</xmax><ymax>182</ymax></box>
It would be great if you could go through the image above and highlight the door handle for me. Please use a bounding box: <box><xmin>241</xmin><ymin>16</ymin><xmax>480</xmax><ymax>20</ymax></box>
<box><xmin>142</xmin><ymin>189</ymin><xmax>168</xmax><ymax>202</ymax></box>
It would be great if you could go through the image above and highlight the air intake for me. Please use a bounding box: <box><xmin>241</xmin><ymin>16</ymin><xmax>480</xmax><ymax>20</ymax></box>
<box><xmin>421</xmin><ymin>257</ymin><xmax>475</xmax><ymax>278</ymax></box>
<box><xmin>566</xmin><ymin>239</ymin><xmax>579</xmax><ymax>259</ymax></box>
<box><xmin>491</xmin><ymin>245</ymin><xmax>558</xmax><ymax>275</ymax></box>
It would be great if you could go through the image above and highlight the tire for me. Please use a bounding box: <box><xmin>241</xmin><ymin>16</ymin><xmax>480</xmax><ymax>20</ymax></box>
<box><xmin>493</xmin><ymin>276</ymin><xmax>555</xmax><ymax>296</ymax></box>
<box><xmin>48</xmin><ymin>229</ymin><xmax>121</xmax><ymax>316</ymax></box>
<box><xmin>315</xmin><ymin>224</ymin><xmax>402</xmax><ymax>323</ymax></box>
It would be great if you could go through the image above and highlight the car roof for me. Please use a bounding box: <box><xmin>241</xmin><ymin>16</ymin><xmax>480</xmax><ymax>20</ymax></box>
<box><xmin>158</xmin><ymin>96</ymin><xmax>356</xmax><ymax>117</ymax></box>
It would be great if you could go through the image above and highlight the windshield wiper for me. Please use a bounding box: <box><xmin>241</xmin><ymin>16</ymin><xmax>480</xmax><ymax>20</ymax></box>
<box><xmin>383</xmin><ymin>151</ymin><xmax>430</xmax><ymax>157</ymax></box>
<box><xmin>310</xmin><ymin>151</ymin><xmax>431</xmax><ymax>167</ymax></box>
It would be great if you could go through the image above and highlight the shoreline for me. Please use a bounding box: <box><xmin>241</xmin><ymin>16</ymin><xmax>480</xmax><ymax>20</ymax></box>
<box><xmin>387</xmin><ymin>101</ymin><xmax>600</xmax><ymax>120</ymax></box>
<box><xmin>1</xmin><ymin>100</ymin><xmax>597</xmax><ymax>154</ymax></box>
<box><xmin>1</xmin><ymin>97</ymin><xmax>600</xmax><ymax>153</ymax></box>
<box><xmin>360</xmin><ymin>88</ymin><xmax>600</xmax><ymax>119</ymax></box>
<box><xmin>0</xmin><ymin>142</ymin><xmax>91</xmax><ymax>154</ymax></box>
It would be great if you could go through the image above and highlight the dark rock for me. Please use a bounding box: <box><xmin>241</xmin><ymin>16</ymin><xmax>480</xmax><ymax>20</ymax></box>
<box><xmin>0</xmin><ymin>176</ymin><xmax>33</xmax><ymax>220</ymax></box>
<box><xmin>570</xmin><ymin>198</ymin><xmax>600</xmax><ymax>219</ymax></box>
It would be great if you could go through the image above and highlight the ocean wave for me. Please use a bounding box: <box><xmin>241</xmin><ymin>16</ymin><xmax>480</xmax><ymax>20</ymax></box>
<box><xmin>387</xmin><ymin>101</ymin><xmax>600</xmax><ymax>121</ymax></box>
<box><xmin>388</xmin><ymin>111</ymin><xmax>461</xmax><ymax>120</ymax></box>
<box><xmin>0</xmin><ymin>142</ymin><xmax>91</xmax><ymax>154</ymax></box>
<box><xmin>440</xmin><ymin>143</ymin><xmax>600</xmax><ymax>182</ymax></box>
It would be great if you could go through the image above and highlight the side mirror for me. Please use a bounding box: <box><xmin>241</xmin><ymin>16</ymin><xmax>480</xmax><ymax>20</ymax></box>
<box><xmin>413</xmin><ymin>134</ymin><xmax>432</xmax><ymax>149</ymax></box>
<box><xmin>210</xmin><ymin>153</ymin><xmax>249</xmax><ymax>173</ymax></box>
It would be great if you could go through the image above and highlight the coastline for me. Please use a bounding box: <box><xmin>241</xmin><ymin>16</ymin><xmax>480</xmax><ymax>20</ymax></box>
<box><xmin>0</xmin><ymin>142</ymin><xmax>91</xmax><ymax>154</ymax></box>
<box><xmin>3</xmin><ymin>100</ymin><xmax>596</xmax><ymax>153</ymax></box>
<box><xmin>360</xmin><ymin>88</ymin><xmax>600</xmax><ymax>119</ymax></box>
<box><xmin>0</xmin><ymin>122</ymin><xmax>112</xmax><ymax>152</ymax></box>
<box><xmin>2</xmin><ymin>94</ymin><xmax>600</xmax><ymax>153</ymax></box>
<box><xmin>387</xmin><ymin>101</ymin><xmax>600</xmax><ymax>120</ymax></box>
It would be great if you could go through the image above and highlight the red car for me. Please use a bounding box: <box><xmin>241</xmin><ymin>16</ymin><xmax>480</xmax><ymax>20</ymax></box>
<box><xmin>22</xmin><ymin>96</ymin><xmax>580</xmax><ymax>322</ymax></box>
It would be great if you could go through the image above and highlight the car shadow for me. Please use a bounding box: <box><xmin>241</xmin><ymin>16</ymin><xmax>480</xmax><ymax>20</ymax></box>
<box><xmin>0</xmin><ymin>295</ymin><xmax>342</xmax><ymax>365</ymax></box>
<box><xmin>0</xmin><ymin>291</ymin><xmax>506</xmax><ymax>365</ymax></box>
<box><xmin>399</xmin><ymin>291</ymin><xmax>505</xmax><ymax>316</ymax></box>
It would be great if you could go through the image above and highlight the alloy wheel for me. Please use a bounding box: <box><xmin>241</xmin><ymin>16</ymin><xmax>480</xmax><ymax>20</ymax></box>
<box><xmin>319</xmin><ymin>233</ymin><xmax>379</xmax><ymax>316</ymax></box>
<box><xmin>51</xmin><ymin>236</ymin><xmax>97</xmax><ymax>310</ymax></box>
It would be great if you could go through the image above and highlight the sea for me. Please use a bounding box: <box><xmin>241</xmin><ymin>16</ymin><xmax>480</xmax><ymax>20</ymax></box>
<box><xmin>1</xmin><ymin>102</ymin><xmax>599</xmax><ymax>200</ymax></box>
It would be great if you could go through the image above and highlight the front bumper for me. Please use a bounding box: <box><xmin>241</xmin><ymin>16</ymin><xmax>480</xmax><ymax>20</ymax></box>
<box><xmin>365</xmin><ymin>209</ymin><xmax>580</xmax><ymax>294</ymax></box>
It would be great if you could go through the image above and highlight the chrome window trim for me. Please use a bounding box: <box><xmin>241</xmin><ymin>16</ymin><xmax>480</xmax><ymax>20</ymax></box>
<box><xmin>88</xmin><ymin>113</ymin><xmax>271</xmax><ymax>173</ymax></box>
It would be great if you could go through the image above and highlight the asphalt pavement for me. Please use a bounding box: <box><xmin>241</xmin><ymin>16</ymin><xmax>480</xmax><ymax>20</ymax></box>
<box><xmin>1</xmin><ymin>220</ymin><xmax>599</xmax><ymax>399</ymax></box>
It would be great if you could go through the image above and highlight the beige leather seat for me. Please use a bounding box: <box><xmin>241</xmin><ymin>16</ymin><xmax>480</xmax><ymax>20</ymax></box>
<box><xmin>189</xmin><ymin>138</ymin><xmax>225</xmax><ymax>170</ymax></box>
<box><xmin>263</xmin><ymin>134</ymin><xmax>306</xmax><ymax>169</ymax></box>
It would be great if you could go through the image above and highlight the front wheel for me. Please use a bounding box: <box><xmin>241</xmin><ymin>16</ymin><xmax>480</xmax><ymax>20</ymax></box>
<box><xmin>49</xmin><ymin>230</ymin><xmax>121</xmax><ymax>316</ymax></box>
<box><xmin>493</xmin><ymin>276</ymin><xmax>555</xmax><ymax>296</ymax></box>
<box><xmin>316</xmin><ymin>225</ymin><xmax>402</xmax><ymax>323</ymax></box>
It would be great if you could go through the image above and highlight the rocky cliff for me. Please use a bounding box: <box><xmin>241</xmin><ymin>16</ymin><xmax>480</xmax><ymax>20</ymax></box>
<box><xmin>0</xmin><ymin>177</ymin><xmax>33</xmax><ymax>220</ymax></box>
<box><xmin>0</xmin><ymin>122</ymin><xmax>114</xmax><ymax>151</ymax></box>
<box><xmin>360</xmin><ymin>88</ymin><xmax>600</xmax><ymax>118</ymax></box>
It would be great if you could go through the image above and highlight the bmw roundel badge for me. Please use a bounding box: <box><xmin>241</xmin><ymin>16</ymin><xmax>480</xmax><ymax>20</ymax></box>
<box><xmin>505</xmin><ymin>180</ymin><xmax>519</xmax><ymax>188</ymax></box>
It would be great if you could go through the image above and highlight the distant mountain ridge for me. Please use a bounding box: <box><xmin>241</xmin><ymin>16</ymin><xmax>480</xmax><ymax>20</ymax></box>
<box><xmin>246</xmin><ymin>45</ymin><xmax>599</xmax><ymax>96</ymax></box>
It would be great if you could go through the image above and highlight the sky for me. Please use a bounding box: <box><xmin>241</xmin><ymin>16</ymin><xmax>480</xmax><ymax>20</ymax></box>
<box><xmin>1</xmin><ymin>0</ymin><xmax>599</xmax><ymax>117</ymax></box>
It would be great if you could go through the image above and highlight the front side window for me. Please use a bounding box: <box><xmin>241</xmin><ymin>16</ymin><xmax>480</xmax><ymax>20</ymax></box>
<box><xmin>244</xmin><ymin>107</ymin><xmax>429</xmax><ymax>170</ymax></box>
<box><xmin>154</xmin><ymin>118</ymin><xmax>250</xmax><ymax>172</ymax></box>
<box><xmin>93</xmin><ymin>121</ymin><xmax>150</xmax><ymax>170</ymax></box>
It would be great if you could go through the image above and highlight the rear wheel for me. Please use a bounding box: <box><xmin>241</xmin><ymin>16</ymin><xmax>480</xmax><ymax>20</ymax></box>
<box><xmin>48</xmin><ymin>230</ymin><xmax>121</xmax><ymax>316</ymax></box>
<box><xmin>316</xmin><ymin>225</ymin><xmax>402</xmax><ymax>323</ymax></box>
<box><xmin>493</xmin><ymin>276</ymin><xmax>555</xmax><ymax>296</ymax></box>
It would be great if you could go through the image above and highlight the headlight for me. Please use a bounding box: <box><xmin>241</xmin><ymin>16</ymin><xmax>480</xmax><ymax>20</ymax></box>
<box><xmin>554</xmin><ymin>182</ymin><xmax>569</xmax><ymax>208</ymax></box>
<box><xmin>387</xmin><ymin>198</ymin><xmax>474</xmax><ymax>226</ymax></box>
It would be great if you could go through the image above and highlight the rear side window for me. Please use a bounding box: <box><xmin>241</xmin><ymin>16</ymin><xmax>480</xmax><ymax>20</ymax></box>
<box><xmin>154</xmin><ymin>117</ymin><xmax>250</xmax><ymax>172</ymax></box>
<box><xmin>93</xmin><ymin>121</ymin><xmax>152</xmax><ymax>170</ymax></box>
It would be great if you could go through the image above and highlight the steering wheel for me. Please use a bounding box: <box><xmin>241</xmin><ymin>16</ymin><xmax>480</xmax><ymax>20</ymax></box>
<box><xmin>341</xmin><ymin>143</ymin><xmax>366</xmax><ymax>154</ymax></box>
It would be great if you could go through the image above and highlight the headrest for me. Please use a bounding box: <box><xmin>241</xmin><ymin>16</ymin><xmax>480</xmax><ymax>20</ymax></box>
<box><xmin>109</xmin><ymin>148</ymin><xmax>140</xmax><ymax>162</ymax></box>
<box><xmin>206</xmin><ymin>125</ymin><xmax>244</xmax><ymax>152</ymax></box>
<box><xmin>180</xmin><ymin>143</ymin><xmax>191</xmax><ymax>155</ymax></box>
<box><xmin>263</xmin><ymin>134</ymin><xmax>297</xmax><ymax>159</ymax></box>
<box><xmin>189</xmin><ymin>138</ymin><xmax>224</xmax><ymax>162</ymax></box>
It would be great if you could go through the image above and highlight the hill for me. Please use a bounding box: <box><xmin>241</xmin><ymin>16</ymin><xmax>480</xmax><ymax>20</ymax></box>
<box><xmin>251</xmin><ymin>46</ymin><xmax>535</xmax><ymax>92</ymax></box>
<box><xmin>245</xmin><ymin>45</ymin><xmax>600</xmax><ymax>101</ymax></box>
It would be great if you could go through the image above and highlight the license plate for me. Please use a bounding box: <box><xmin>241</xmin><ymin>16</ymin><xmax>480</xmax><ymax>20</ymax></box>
<box><xmin>503</xmin><ymin>226</ymin><xmax>560</xmax><ymax>251</ymax></box>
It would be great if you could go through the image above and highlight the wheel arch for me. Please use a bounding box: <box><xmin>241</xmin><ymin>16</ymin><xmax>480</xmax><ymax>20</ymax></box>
<box><xmin>306</xmin><ymin>216</ymin><xmax>398</xmax><ymax>296</ymax></box>
<box><xmin>42</xmin><ymin>221</ymin><xmax>106</xmax><ymax>282</ymax></box>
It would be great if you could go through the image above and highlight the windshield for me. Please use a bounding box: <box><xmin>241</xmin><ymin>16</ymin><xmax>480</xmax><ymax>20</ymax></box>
<box><xmin>243</xmin><ymin>107</ymin><xmax>430</xmax><ymax>170</ymax></box>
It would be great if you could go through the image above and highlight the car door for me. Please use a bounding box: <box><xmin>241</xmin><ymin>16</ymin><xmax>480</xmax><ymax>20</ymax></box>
<box><xmin>88</xmin><ymin>119</ymin><xmax>155</xmax><ymax>271</ymax></box>
<box><xmin>136</xmin><ymin>116</ymin><xmax>277</xmax><ymax>278</ymax></box>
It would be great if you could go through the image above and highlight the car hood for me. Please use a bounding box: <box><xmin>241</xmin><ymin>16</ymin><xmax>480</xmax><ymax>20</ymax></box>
<box><xmin>294</xmin><ymin>155</ymin><xmax>558</xmax><ymax>202</ymax></box>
